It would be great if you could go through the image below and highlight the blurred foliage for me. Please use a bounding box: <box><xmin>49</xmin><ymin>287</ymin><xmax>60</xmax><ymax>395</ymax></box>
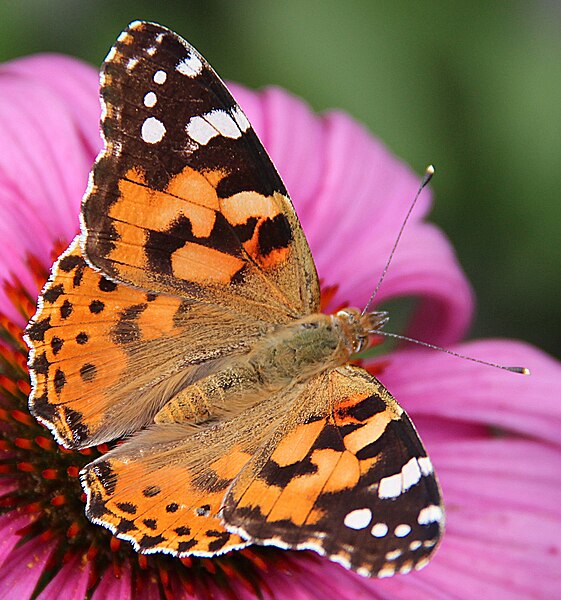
<box><xmin>1</xmin><ymin>0</ymin><xmax>559</xmax><ymax>358</ymax></box>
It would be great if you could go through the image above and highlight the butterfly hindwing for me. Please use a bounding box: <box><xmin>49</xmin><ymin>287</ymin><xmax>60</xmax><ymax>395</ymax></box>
<box><xmin>221</xmin><ymin>366</ymin><xmax>444</xmax><ymax>577</ymax></box>
<box><xmin>26</xmin><ymin>238</ymin><xmax>276</xmax><ymax>448</ymax></box>
<box><xmin>82</xmin><ymin>21</ymin><xmax>319</xmax><ymax>319</ymax></box>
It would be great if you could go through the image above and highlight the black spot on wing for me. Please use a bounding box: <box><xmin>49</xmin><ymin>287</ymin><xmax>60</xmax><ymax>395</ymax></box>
<box><xmin>314</xmin><ymin>423</ymin><xmax>346</xmax><ymax>451</ymax></box>
<box><xmin>206</xmin><ymin>530</ymin><xmax>231</xmax><ymax>552</ymax></box>
<box><xmin>139</xmin><ymin>533</ymin><xmax>166</xmax><ymax>550</ymax></box>
<box><xmin>111</xmin><ymin>303</ymin><xmax>147</xmax><ymax>345</ymax></box>
<box><xmin>116</xmin><ymin>518</ymin><xmax>138</xmax><ymax>535</ymax></box>
<box><xmin>232</xmin><ymin>217</ymin><xmax>258</xmax><ymax>243</ymax></box>
<box><xmin>89</xmin><ymin>300</ymin><xmax>105</xmax><ymax>314</ymax></box>
<box><xmin>257</xmin><ymin>214</ymin><xmax>292</xmax><ymax>257</ymax></box>
<box><xmin>60</xmin><ymin>300</ymin><xmax>73</xmax><ymax>319</ymax></box>
<box><xmin>99</xmin><ymin>277</ymin><xmax>118</xmax><ymax>292</ymax></box>
<box><xmin>339</xmin><ymin>394</ymin><xmax>387</xmax><ymax>422</ymax></box>
<box><xmin>142</xmin><ymin>485</ymin><xmax>161</xmax><ymax>498</ymax></box>
<box><xmin>58</xmin><ymin>254</ymin><xmax>84</xmax><ymax>272</ymax></box>
<box><xmin>42</xmin><ymin>284</ymin><xmax>64</xmax><ymax>304</ymax></box>
<box><xmin>142</xmin><ymin>518</ymin><xmax>157</xmax><ymax>531</ymax></box>
<box><xmin>50</xmin><ymin>336</ymin><xmax>64</xmax><ymax>355</ymax></box>
<box><xmin>54</xmin><ymin>369</ymin><xmax>66</xmax><ymax>394</ymax></box>
<box><xmin>31</xmin><ymin>352</ymin><xmax>50</xmax><ymax>375</ymax></box>
<box><xmin>174</xmin><ymin>526</ymin><xmax>191</xmax><ymax>536</ymax></box>
<box><xmin>79</xmin><ymin>363</ymin><xmax>97</xmax><ymax>382</ymax></box>
<box><xmin>145</xmin><ymin>212</ymin><xmax>243</xmax><ymax>277</ymax></box>
<box><xmin>116</xmin><ymin>502</ymin><xmax>137</xmax><ymax>515</ymax></box>
<box><xmin>177</xmin><ymin>539</ymin><xmax>198</xmax><ymax>553</ymax></box>
<box><xmin>29</xmin><ymin>392</ymin><xmax>56</xmax><ymax>423</ymax></box>
<box><xmin>26</xmin><ymin>318</ymin><xmax>51</xmax><ymax>342</ymax></box>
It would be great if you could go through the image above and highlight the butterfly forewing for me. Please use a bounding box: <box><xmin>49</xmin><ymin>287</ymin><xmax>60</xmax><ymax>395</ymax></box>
<box><xmin>83</xmin><ymin>21</ymin><xmax>319</xmax><ymax>318</ymax></box>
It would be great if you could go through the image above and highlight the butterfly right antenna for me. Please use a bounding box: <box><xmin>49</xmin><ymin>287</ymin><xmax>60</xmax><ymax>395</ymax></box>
<box><xmin>361</xmin><ymin>165</ymin><xmax>434</xmax><ymax>317</ymax></box>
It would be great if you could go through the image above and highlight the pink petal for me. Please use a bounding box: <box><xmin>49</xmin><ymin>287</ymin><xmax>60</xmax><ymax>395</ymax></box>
<box><xmin>0</xmin><ymin>512</ymin><xmax>33</xmax><ymax>568</ymax></box>
<box><xmin>92</xmin><ymin>564</ymin><xmax>133</xmax><ymax>600</ymax></box>
<box><xmin>230</xmin><ymin>83</ymin><xmax>473</xmax><ymax>344</ymax></box>
<box><xmin>0</xmin><ymin>537</ymin><xmax>55</xmax><ymax>599</ymax></box>
<box><xmin>2</xmin><ymin>54</ymin><xmax>101</xmax><ymax>158</ymax></box>
<box><xmin>0</xmin><ymin>55</ymin><xmax>100</xmax><ymax>324</ymax></box>
<box><xmin>37</xmin><ymin>553</ymin><xmax>91</xmax><ymax>600</ymax></box>
<box><xmin>378</xmin><ymin>339</ymin><xmax>561</xmax><ymax>445</ymax></box>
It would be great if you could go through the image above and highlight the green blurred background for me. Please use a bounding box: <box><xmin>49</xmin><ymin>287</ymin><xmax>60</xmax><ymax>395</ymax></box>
<box><xmin>1</xmin><ymin>1</ymin><xmax>559</xmax><ymax>359</ymax></box>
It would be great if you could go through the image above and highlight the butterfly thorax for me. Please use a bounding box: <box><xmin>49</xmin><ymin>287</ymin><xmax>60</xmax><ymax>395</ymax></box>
<box><xmin>154</xmin><ymin>308</ymin><xmax>385</xmax><ymax>424</ymax></box>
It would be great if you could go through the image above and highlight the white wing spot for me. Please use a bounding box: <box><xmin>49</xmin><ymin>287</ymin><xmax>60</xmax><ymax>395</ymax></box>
<box><xmin>399</xmin><ymin>562</ymin><xmax>414</xmax><ymax>575</ymax></box>
<box><xmin>418</xmin><ymin>504</ymin><xmax>443</xmax><ymax>525</ymax></box>
<box><xmin>402</xmin><ymin>457</ymin><xmax>422</xmax><ymax>491</ymax></box>
<box><xmin>394</xmin><ymin>524</ymin><xmax>411</xmax><ymax>538</ymax></box>
<box><xmin>418</xmin><ymin>456</ymin><xmax>433</xmax><ymax>476</ymax></box>
<box><xmin>141</xmin><ymin>117</ymin><xmax>166</xmax><ymax>144</ymax></box>
<box><xmin>186</xmin><ymin>110</ymin><xmax>242</xmax><ymax>145</ymax></box>
<box><xmin>206</xmin><ymin>110</ymin><xmax>240</xmax><ymax>138</ymax></box>
<box><xmin>144</xmin><ymin>92</ymin><xmax>157</xmax><ymax>108</ymax></box>
<box><xmin>415</xmin><ymin>557</ymin><xmax>431</xmax><ymax>571</ymax></box>
<box><xmin>232</xmin><ymin>106</ymin><xmax>251</xmax><ymax>132</ymax></box>
<box><xmin>153</xmin><ymin>70</ymin><xmax>167</xmax><ymax>85</ymax></box>
<box><xmin>105</xmin><ymin>46</ymin><xmax>118</xmax><ymax>63</ymax></box>
<box><xmin>176</xmin><ymin>53</ymin><xmax>203</xmax><ymax>77</ymax></box>
<box><xmin>146</xmin><ymin>46</ymin><xmax>157</xmax><ymax>57</ymax></box>
<box><xmin>379</xmin><ymin>456</ymin><xmax>429</xmax><ymax>499</ymax></box>
<box><xmin>126</xmin><ymin>57</ymin><xmax>139</xmax><ymax>71</ymax></box>
<box><xmin>343</xmin><ymin>508</ymin><xmax>372</xmax><ymax>530</ymax></box>
<box><xmin>370</xmin><ymin>522</ymin><xmax>389</xmax><ymax>538</ymax></box>
<box><xmin>409</xmin><ymin>540</ymin><xmax>422</xmax><ymax>551</ymax></box>
<box><xmin>378</xmin><ymin>472</ymin><xmax>402</xmax><ymax>499</ymax></box>
<box><xmin>385</xmin><ymin>549</ymin><xmax>402</xmax><ymax>561</ymax></box>
<box><xmin>377</xmin><ymin>566</ymin><xmax>395</xmax><ymax>578</ymax></box>
<box><xmin>186</xmin><ymin>115</ymin><xmax>217</xmax><ymax>145</ymax></box>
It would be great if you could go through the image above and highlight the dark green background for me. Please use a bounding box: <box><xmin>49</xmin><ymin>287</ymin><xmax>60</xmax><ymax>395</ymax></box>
<box><xmin>1</xmin><ymin>1</ymin><xmax>559</xmax><ymax>359</ymax></box>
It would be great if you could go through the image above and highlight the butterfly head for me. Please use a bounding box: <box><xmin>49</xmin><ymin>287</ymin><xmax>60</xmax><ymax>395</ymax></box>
<box><xmin>335</xmin><ymin>308</ymin><xmax>389</xmax><ymax>353</ymax></box>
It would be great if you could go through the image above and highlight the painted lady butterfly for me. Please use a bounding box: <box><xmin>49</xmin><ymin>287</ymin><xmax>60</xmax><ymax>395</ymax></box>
<box><xmin>25</xmin><ymin>21</ymin><xmax>444</xmax><ymax>578</ymax></box>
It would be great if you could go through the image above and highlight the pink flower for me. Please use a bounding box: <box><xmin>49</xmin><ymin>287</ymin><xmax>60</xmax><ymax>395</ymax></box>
<box><xmin>0</xmin><ymin>52</ymin><xmax>560</xmax><ymax>599</ymax></box>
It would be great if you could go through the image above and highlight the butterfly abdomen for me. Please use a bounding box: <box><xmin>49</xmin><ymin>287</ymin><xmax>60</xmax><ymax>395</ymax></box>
<box><xmin>155</xmin><ymin>312</ymin><xmax>360</xmax><ymax>424</ymax></box>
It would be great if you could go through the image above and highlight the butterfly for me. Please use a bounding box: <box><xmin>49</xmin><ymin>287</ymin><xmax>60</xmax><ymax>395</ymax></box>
<box><xmin>25</xmin><ymin>21</ymin><xmax>444</xmax><ymax>578</ymax></box>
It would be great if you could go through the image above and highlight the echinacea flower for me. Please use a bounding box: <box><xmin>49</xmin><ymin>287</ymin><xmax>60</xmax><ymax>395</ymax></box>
<box><xmin>1</xmin><ymin>51</ymin><xmax>560</xmax><ymax>600</ymax></box>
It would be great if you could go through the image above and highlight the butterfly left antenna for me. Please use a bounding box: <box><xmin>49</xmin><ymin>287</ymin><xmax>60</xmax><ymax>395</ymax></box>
<box><xmin>361</xmin><ymin>165</ymin><xmax>434</xmax><ymax>317</ymax></box>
